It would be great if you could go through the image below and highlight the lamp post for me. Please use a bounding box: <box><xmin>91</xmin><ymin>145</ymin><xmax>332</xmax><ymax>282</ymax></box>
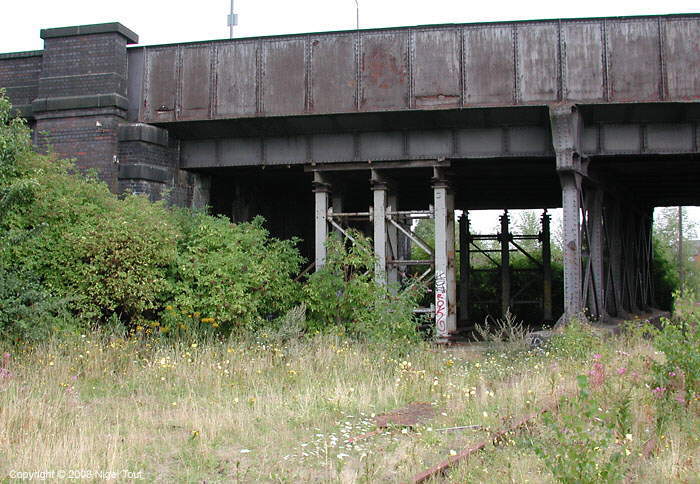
<box><xmin>228</xmin><ymin>0</ymin><xmax>238</xmax><ymax>39</ymax></box>
<box><xmin>354</xmin><ymin>0</ymin><xmax>359</xmax><ymax>30</ymax></box>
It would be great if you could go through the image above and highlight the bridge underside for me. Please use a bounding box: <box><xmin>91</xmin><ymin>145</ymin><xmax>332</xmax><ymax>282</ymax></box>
<box><xmin>174</xmin><ymin>103</ymin><xmax>700</xmax><ymax>338</ymax></box>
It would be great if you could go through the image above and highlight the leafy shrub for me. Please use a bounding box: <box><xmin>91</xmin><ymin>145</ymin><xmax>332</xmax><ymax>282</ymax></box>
<box><xmin>60</xmin><ymin>195</ymin><xmax>179</xmax><ymax>323</ymax></box>
<box><xmin>1</xmin><ymin>151</ymin><xmax>179</xmax><ymax>326</ymax></box>
<box><xmin>650</xmin><ymin>308</ymin><xmax>699</xmax><ymax>412</ymax></box>
<box><xmin>164</xmin><ymin>213</ymin><xmax>303</xmax><ymax>335</ymax></box>
<box><xmin>0</xmin><ymin>268</ymin><xmax>72</xmax><ymax>341</ymax></box>
<box><xmin>533</xmin><ymin>375</ymin><xmax>626</xmax><ymax>484</ymax></box>
<box><xmin>1</xmin><ymin>92</ymin><xmax>307</xmax><ymax>334</ymax></box>
<box><xmin>304</xmin><ymin>230</ymin><xmax>423</xmax><ymax>342</ymax></box>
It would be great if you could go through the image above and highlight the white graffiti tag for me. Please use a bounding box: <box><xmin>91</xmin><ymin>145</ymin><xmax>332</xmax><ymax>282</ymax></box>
<box><xmin>434</xmin><ymin>271</ymin><xmax>447</xmax><ymax>337</ymax></box>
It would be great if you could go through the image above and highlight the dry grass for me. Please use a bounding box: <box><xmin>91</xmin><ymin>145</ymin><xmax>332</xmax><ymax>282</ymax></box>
<box><xmin>0</xmin><ymin>327</ymin><xmax>697</xmax><ymax>482</ymax></box>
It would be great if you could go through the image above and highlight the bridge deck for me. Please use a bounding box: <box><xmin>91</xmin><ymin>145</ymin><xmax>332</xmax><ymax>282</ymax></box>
<box><xmin>130</xmin><ymin>14</ymin><xmax>700</xmax><ymax>125</ymax></box>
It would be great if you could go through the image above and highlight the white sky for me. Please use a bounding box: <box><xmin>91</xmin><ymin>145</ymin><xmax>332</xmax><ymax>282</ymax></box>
<box><xmin>1</xmin><ymin>0</ymin><xmax>697</xmax><ymax>234</ymax></box>
<box><xmin>2</xmin><ymin>0</ymin><xmax>698</xmax><ymax>51</ymax></box>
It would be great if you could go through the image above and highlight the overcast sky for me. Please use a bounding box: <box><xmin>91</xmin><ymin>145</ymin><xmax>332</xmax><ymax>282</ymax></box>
<box><xmin>1</xmin><ymin>0</ymin><xmax>698</xmax><ymax>234</ymax></box>
<box><xmin>2</xmin><ymin>0</ymin><xmax>698</xmax><ymax>51</ymax></box>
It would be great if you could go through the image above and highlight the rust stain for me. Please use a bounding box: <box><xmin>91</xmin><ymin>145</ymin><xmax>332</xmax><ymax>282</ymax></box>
<box><xmin>346</xmin><ymin>402</ymin><xmax>436</xmax><ymax>444</ymax></box>
<box><xmin>374</xmin><ymin>402</ymin><xmax>435</xmax><ymax>427</ymax></box>
<box><xmin>364</xmin><ymin>46</ymin><xmax>406</xmax><ymax>89</ymax></box>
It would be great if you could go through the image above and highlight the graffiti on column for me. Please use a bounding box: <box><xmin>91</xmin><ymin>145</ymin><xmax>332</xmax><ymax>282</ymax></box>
<box><xmin>435</xmin><ymin>271</ymin><xmax>447</xmax><ymax>337</ymax></box>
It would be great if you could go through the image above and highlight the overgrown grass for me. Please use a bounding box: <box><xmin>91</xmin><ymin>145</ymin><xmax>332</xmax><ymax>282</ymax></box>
<box><xmin>1</xmin><ymin>318</ymin><xmax>697</xmax><ymax>482</ymax></box>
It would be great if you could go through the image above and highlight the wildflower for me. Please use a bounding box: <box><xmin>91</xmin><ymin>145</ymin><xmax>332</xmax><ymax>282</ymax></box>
<box><xmin>201</xmin><ymin>317</ymin><xmax>215</xmax><ymax>324</ymax></box>
<box><xmin>617</xmin><ymin>367</ymin><xmax>627</xmax><ymax>376</ymax></box>
<box><xmin>651</xmin><ymin>387</ymin><xmax>666</xmax><ymax>397</ymax></box>
<box><xmin>240</xmin><ymin>449</ymin><xmax>251</xmax><ymax>454</ymax></box>
<box><xmin>593</xmin><ymin>354</ymin><xmax>602</xmax><ymax>360</ymax></box>
<box><xmin>165</xmin><ymin>305</ymin><xmax>173</xmax><ymax>311</ymax></box>
<box><xmin>588</xmin><ymin>362</ymin><xmax>606</xmax><ymax>387</ymax></box>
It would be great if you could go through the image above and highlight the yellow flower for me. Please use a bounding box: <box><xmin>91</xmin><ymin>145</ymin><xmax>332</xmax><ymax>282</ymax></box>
<box><xmin>201</xmin><ymin>317</ymin><xmax>215</xmax><ymax>324</ymax></box>
<box><xmin>165</xmin><ymin>305</ymin><xmax>173</xmax><ymax>311</ymax></box>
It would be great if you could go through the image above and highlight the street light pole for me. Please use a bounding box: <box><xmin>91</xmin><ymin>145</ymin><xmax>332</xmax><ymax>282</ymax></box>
<box><xmin>354</xmin><ymin>0</ymin><xmax>359</xmax><ymax>30</ymax></box>
<box><xmin>228</xmin><ymin>0</ymin><xmax>238</xmax><ymax>39</ymax></box>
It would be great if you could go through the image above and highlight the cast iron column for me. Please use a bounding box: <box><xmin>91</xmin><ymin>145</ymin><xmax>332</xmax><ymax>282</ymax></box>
<box><xmin>500</xmin><ymin>210</ymin><xmax>511</xmax><ymax>317</ymax></box>
<box><xmin>587</xmin><ymin>188</ymin><xmax>606</xmax><ymax>320</ymax></box>
<box><xmin>541</xmin><ymin>210</ymin><xmax>553</xmax><ymax>323</ymax></box>
<box><xmin>550</xmin><ymin>104</ymin><xmax>584</xmax><ymax>321</ymax></box>
<box><xmin>313</xmin><ymin>172</ymin><xmax>331</xmax><ymax>270</ymax></box>
<box><xmin>371</xmin><ymin>170</ymin><xmax>390</xmax><ymax>284</ymax></box>
<box><xmin>458</xmin><ymin>212</ymin><xmax>470</xmax><ymax>326</ymax></box>
<box><xmin>433</xmin><ymin>168</ymin><xmax>457</xmax><ymax>339</ymax></box>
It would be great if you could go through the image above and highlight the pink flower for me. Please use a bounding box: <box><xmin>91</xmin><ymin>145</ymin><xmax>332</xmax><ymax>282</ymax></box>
<box><xmin>593</xmin><ymin>354</ymin><xmax>602</xmax><ymax>360</ymax></box>
<box><xmin>674</xmin><ymin>395</ymin><xmax>685</xmax><ymax>405</ymax></box>
<box><xmin>617</xmin><ymin>367</ymin><xmax>627</xmax><ymax>376</ymax></box>
<box><xmin>652</xmin><ymin>387</ymin><xmax>666</xmax><ymax>397</ymax></box>
<box><xmin>0</xmin><ymin>368</ymin><xmax>11</xmax><ymax>380</ymax></box>
<box><xmin>669</xmin><ymin>371</ymin><xmax>677</xmax><ymax>377</ymax></box>
<box><xmin>3</xmin><ymin>353</ymin><xmax>9</xmax><ymax>360</ymax></box>
<box><xmin>588</xmin><ymin>362</ymin><xmax>606</xmax><ymax>387</ymax></box>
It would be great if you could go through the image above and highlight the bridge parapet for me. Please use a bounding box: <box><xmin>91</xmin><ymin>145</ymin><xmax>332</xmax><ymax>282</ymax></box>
<box><xmin>132</xmin><ymin>15</ymin><xmax>700</xmax><ymax>124</ymax></box>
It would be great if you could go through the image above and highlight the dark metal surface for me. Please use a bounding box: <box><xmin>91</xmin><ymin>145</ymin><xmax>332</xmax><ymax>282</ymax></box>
<box><xmin>134</xmin><ymin>15</ymin><xmax>700</xmax><ymax>124</ymax></box>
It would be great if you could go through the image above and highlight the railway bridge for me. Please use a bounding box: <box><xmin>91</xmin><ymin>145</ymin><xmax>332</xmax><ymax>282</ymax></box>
<box><xmin>1</xmin><ymin>15</ymin><xmax>699</xmax><ymax>337</ymax></box>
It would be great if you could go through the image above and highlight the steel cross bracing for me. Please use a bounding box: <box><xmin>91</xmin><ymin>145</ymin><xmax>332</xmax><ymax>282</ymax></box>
<box><xmin>312</xmin><ymin>164</ymin><xmax>458</xmax><ymax>340</ymax></box>
<box><xmin>458</xmin><ymin>209</ymin><xmax>553</xmax><ymax>327</ymax></box>
<box><xmin>550</xmin><ymin>104</ymin><xmax>655</xmax><ymax>324</ymax></box>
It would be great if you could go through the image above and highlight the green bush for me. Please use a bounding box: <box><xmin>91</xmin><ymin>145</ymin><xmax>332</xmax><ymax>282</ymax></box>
<box><xmin>304</xmin><ymin>230</ymin><xmax>423</xmax><ymax>342</ymax></box>
<box><xmin>1</xmin><ymin>150</ymin><xmax>179</xmax><ymax>326</ymax></box>
<box><xmin>0</xmin><ymin>267</ymin><xmax>72</xmax><ymax>341</ymax></box>
<box><xmin>1</xmin><ymin>91</ymin><xmax>427</xmax><ymax>343</ymax></box>
<box><xmin>533</xmin><ymin>375</ymin><xmax>626</xmax><ymax>483</ymax></box>
<box><xmin>1</xmin><ymin>92</ymin><xmax>305</xmax><ymax>335</ymax></box>
<box><xmin>651</xmin><ymin>307</ymin><xmax>700</xmax><ymax>407</ymax></box>
<box><xmin>164</xmin><ymin>213</ymin><xmax>303</xmax><ymax>335</ymax></box>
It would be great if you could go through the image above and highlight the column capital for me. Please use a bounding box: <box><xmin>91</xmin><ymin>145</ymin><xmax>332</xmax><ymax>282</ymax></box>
<box><xmin>431</xmin><ymin>167</ymin><xmax>452</xmax><ymax>190</ymax></box>
<box><xmin>312</xmin><ymin>171</ymin><xmax>332</xmax><ymax>193</ymax></box>
<box><xmin>549</xmin><ymin>103</ymin><xmax>585</xmax><ymax>173</ymax></box>
<box><xmin>370</xmin><ymin>169</ymin><xmax>396</xmax><ymax>192</ymax></box>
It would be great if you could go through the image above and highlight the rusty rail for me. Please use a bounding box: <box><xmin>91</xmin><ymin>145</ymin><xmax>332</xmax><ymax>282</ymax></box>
<box><xmin>406</xmin><ymin>406</ymin><xmax>553</xmax><ymax>484</ymax></box>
